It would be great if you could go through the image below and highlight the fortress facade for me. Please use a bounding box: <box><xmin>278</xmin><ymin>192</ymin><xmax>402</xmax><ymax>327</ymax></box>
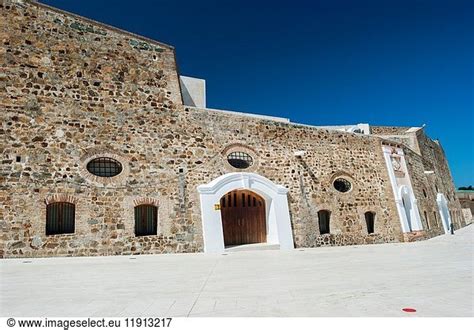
<box><xmin>0</xmin><ymin>0</ymin><xmax>468</xmax><ymax>258</ymax></box>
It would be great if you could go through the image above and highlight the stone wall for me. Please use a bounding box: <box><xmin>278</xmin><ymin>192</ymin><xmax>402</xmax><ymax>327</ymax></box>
<box><xmin>182</xmin><ymin>108</ymin><xmax>402</xmax><ymax>248</ymax></box>
<box><xmin>414</xmin><ymin>130</ymin><xmax>464</xmax><ymax>228</ymax></box>
<box><xmin>0</xmin><ymin>0</ymin><xmax>466</xmax><ymax>258</ymax></box>
<box><xmin>457</xmin><ymin>191</ymin><xmax>474</xmax><ymax>215</ymax></box>
<box><xmin>461</xmin><ymin>208</ymin><xmax>472</xmax><ymax>224</ymax></box>
<box><xmin>373</xmin><ymin>127</ymin><xmax>464</xmax><ymax>236</ymax></box>
<box><xmin>370</xmin><ymin>126</ymin><xmax>412</xmax><ymax>135</ymax></box>
<box><xmin>1</xmin><ymin>0</ymin><xmax>192</xmax><ymax>257</ymax></box>
<box><xmin>403</xmin><ymin>148</ymin><xmax>448</xmax><ymax>238</ymax></box>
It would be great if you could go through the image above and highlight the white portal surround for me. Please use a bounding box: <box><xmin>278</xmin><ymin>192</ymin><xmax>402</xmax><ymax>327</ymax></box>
<box><xmin>398</xmin><ymin>185</ymin><xmax>423</xmax><ymax>232</ymax></box>
<box><xmin>437</xmin><ymin>193</ymin><xmax>452</xmax><ymax>234</ymax></box>
<box><xmin>197</xmin><ymin>172</ymin><xmax>294</xmax><ymax>253</ymax></box>
<box><xmin>383</xmin><ymin>146</ymin><xmax>423</xmax><ymax>233</ymax></box>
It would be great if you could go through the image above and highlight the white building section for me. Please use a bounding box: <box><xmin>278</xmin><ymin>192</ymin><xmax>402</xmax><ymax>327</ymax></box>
<box><xmin>197</xmin><ymin>172</ymin><xmax>294</xmax><ymax>253</ymax></box>
<box><xmin>180</xmin><ymin>75</ymin><xmax>206</xmax><ymax>108</ymax></box>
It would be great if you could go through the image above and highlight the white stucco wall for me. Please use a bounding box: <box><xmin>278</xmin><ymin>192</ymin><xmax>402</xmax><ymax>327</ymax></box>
<box><xmin>437</xmin><ymin>193</ymin><xmax>452</xmax><ymax>234</ymax></box>
<box><xmin>180</xmin><ymin>75</ymin><xmax>206</xmax><ymax>108</ymax></box>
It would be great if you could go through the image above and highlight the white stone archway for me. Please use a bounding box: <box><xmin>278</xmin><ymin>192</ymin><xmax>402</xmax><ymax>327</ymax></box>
<box><xmin>397</xmin><ymin>185</ymin><xmax>423</xmax><ymax>232</ymax></box>
<box><xmin>197</xmin><ymin>172</ymin><xmax>294</xmax><ymax>253</ymax></box>
<box><xmin>437</xmin><ymin>193</ymin><xmax>452</xmax><ymax>234</ymax></box>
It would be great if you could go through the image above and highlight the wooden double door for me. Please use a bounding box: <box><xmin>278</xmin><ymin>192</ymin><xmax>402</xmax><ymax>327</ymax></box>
<box><xmin>220</xmin><ymin>189</ymin><xmax>266</xmax><ymax>246</ymax></box>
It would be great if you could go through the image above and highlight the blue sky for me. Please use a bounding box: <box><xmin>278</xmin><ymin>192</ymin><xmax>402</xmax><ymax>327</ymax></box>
<box><xmin>43</xmin><ymin>0</ymin><xmax>473</xmax><ymax>187</ymax></box>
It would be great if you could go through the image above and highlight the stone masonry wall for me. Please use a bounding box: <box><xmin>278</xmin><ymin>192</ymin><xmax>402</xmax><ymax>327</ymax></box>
<box><xmin>370</xmin><ymin>126</ymin><xmax>412</xmax><ymax>135</ymax></box>
<box><xmin>412</xmin><ymin>130</ymin><xmax>464</xmax><ymax>228</ymax></box>
<box><xmin>0</xmin><ymin>0</ymin><xmax>464</xmax><ymax>258</ymax></box>
<box><xmin>372</xmin><ymin>126</ymin><xmax>465</xmax><ymax>235</ymax></box>
<box><xmin>182</xmin><ymin>108</ymin><xmax>402</xmax><ymax>248</ymax></box>
<box><xmin>1</xmin><ymin>0</ymin><xmax>193</xmax><ymax>257</ymax></box>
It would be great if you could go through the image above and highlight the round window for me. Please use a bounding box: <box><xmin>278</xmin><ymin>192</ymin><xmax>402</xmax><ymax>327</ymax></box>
<box><xmin>227</xmin><ymin>152</ymin><xmax>253</xmax><ymax>169</ymax></box>
<box><xmin>86</xmin><ymin>157</ymin><xmax>123</xmax><ymax>177</ymax></box>
<box><xmin>333</xmin><ymin>178</ymin><xmax>352</xmax><ymax>193</ymax></box>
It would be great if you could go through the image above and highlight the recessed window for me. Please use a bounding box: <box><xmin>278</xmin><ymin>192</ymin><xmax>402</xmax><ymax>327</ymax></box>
<box><xmin>365</xmin><ymin>211</ymin><xmax>375</xmax><ymax>234</ymax></box>
<box><xmin>46</xmin><ymin>202</ymin><xmax>75</xmax><ymax>235</ymax></box>
<box><xmin>86</xmin><ymin>157</ymin><xmax>122</xmax><ymax>177</ymax></box>
<box><xmin>423</xmin><ymin>189</ymin><xmax>427</xmax><ymax>198</ymax></box>
<box><xmin>227</xmin><ymin>151</ymin><xmax>253</xmax><ymax>169</ymax></box>
<box><xmin>135</xmin><ymin>204</ymin><xmax>158</xmax><ymax>236</ymax></box>
<box><xmin>333</xmin><ymin>178</ymin><xmax>352</xmax><ymax>193</ymax></box>
<box><xmin>318</xmin><ymin>210</ymin><xmax>331</xmax><ymax>235</ymax></box>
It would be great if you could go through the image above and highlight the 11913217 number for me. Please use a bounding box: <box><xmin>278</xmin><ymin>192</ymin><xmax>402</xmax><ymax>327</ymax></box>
<box><xmin>125</xmin><ymin>318</ymin><xmax>172</xmax><ymax>327</ymax></box>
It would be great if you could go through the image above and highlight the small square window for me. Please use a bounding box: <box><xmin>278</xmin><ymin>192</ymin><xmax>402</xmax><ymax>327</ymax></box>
<box><xmin>16</xmin><ymin>156</ymin><xmax>21</xmax><ymax>162</ymax></box>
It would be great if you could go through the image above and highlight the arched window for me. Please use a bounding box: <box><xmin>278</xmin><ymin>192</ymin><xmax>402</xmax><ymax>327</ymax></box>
<box><xmin>424</xmin><ymin>211</ymin><xmax>430</xmax><ymax>229</ymax></box>
<box><xmin>134</xmin><ymin>204</ymin><xmax>158</xmax><ymax>236</ymax></box>
<box><xmin>318</xmin><ymin>210</ymin><xmax>331</xmax><ymax>235</ymax></box>
<box><xmin>46</xmin><ymin>202</ymin><xmax>75</xmax><ymax>235</ymax></box>
<box><xmin>365</xmin><ymin>211</ymin><xmax>375</xmax><ymax>234</ymax></box>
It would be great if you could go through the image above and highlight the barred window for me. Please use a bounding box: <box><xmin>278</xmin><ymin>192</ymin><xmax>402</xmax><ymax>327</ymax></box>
<box><xmin>365</xmin><ymin>211</ymin><xmax>375</xmax><ymax>234</ymax></box>
<box><xmin>318</xmin><ymin>210</ymin><xmax>331</xmax><ymax>235</ymax></box>
<box><xmin>46</xmin><ymin>202</ymin><xmax>75</xmax><ymax>235</ymax></box>
<box><xmin>227</xmin><ymin>152</ymin><xmax>253</xmax><ymax>169</ymax></box>
<box><xmin>135</xmin><ymin>205</ymin><xmax>158</xmax><ymax>236</ymax></box>
<box><xmin>87</xmin><ymin>157</ymin><xmax>122</xmax><ymax>177</ymax></box>
<box><xmin>333</xmin><ymin>178</ymin><xmax>352</xmax><ymax>193</ymax></box>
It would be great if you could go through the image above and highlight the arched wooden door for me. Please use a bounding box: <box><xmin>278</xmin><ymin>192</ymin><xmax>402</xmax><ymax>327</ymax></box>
<box><xmin>220</xmin><ymin>190</ymin><xmax>266</xmax><ymax>246</ymax></box>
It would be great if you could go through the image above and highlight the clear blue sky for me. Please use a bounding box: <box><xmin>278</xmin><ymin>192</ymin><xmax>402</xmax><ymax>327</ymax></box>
<box><xmin>43</xmin><ymin>0</ymin><xmax>473</xmax><ymax>187</ymax></box>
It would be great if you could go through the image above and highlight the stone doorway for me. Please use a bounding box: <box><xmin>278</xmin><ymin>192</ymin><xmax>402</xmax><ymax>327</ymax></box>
<box><xmin>220</xmin><ymin>190</ymin><xmax>266</xmax><ymax>246</ymax></box>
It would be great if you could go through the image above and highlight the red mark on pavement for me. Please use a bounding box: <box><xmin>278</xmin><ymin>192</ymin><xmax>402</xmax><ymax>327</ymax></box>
<box><xmin>402</xmin><ymin>308</ymin><xmax>417</xmax><ymax>313</ymax></box>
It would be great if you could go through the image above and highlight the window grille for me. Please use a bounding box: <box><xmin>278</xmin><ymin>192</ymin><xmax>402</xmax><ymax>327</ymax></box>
<box><xmin>227</xmin><ymin>152</ymin><xmax>253</xmax><ymax>169</ymax></box>
<box><xmin>333</xmin><ymin>178</ymin><xmax>352</xmax><ymax>193</ymax></box>
<box><xmin>46</xmin><ymin>202</ymin><xmax>75</xmax><ymax>235</ymax></box>
<box><xmin>135</xmin><ymin>205</ymin><xmax>158</xmax><ymax>236</ymax></box>
<box><xmin>86</xmin><ymin>157</ymin><xmax>123</xmax><ymax>177</ymax></box>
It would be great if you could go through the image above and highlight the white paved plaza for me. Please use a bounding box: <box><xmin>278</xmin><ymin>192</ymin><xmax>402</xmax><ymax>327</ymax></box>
<box><xmin>1</xmin><ymin>225</ymin><xmax>472</xmax><ymax>317</ymax></box>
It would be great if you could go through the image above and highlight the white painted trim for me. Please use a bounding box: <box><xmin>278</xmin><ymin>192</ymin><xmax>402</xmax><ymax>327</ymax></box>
<box><xmin>197</xmin><ymin>172</ymin><xmax>294</xmax><ymax>253</ymax></box>
<box><xmin>382</xmin><ymin>146</ymin><xmax>423</xmax><ymax>233</ymax></box>
<box><xmin>399</xmin><ymin>185</ymin><xmax>423</xmax><ymax>231</ymax></box>
<box><xmin>383</xmin><ymin>148</ymin><xmax>409</xmax><ymax>232</ymax></box>
<box><xmin>437</xmin><ymin>193</ymin><xmax>452</xmax><ymax>234</ymax></box>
